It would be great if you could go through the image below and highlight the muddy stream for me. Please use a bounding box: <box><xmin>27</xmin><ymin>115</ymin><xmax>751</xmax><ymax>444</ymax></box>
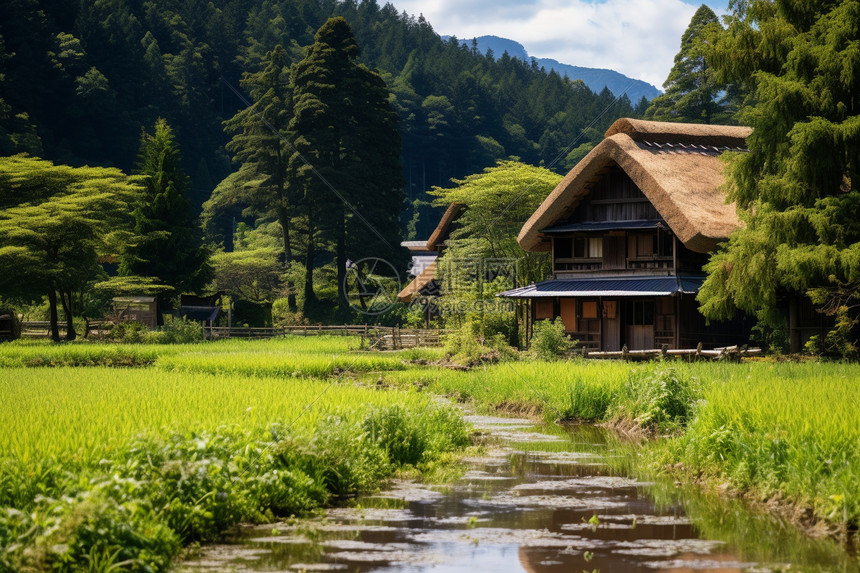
<box><xmin>179</xmin><ymin>415</ymin><xmax>858</xmax><ymax>572</ymax></box>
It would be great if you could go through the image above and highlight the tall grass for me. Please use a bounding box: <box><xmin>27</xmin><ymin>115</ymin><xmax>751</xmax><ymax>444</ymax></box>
<box><xmin>382</xmin><ymin>360</ymin><xmax>629</xmax><ymax>421</ymax></box>
<box><xmin>0</xmin><ymin>365</ymin><xmax>469</xmax><ymax>571</ymax></box>
<box><xmin>666</xmin><ymin>361</ymin><xmax>860</xmax><ymax>531</ymax></box>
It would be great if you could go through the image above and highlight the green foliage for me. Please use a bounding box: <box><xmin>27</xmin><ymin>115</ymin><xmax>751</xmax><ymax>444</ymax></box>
<box><xmin>0</xmin><ymin>155</ymin><xmax>142</xmax><ymax>341</ymax></box>
<box><xmin>287</xmin><ymin>17</ymin><xmax>405</xmax><ymax>314</ymax></box>
<box><xmin>106</xmin><ymin>321</ymin><xmax>149</xmax><ymax>344</ymax></box>
<box><xmin>429</xmin><ymin>160</ymin><xmax>561</xmax><ymax>333</ymax></box>
<box><xmin>530</xmin><ymin>318</ymin><xmax>574</xmax><ymax>360</ymax></box>
<box><xmin>120</xmin><ymin>119</ymin><xmax>210</xmax><ymax>300</ymax></box>
<box><xmin>271</xmin><ymin>298</ymin><xmax>309</xmax><ymax>327</ymax></box>
<box><xmin>146</xmin><ymin>317</ymin><xmax>204</xmax><ymax>344</ymax></box>
<box><xmin>442</xmin><ymin>322</ymin><xmax>518</xmax><ymax>366</ymax></box>
<box><xmin>698</xmin><ymin>0</ymin><xmax>860</xmax><ymax>348</ymax></box>
<box><xmin>645</xmin><ymin>5</ymin><xmax>742</xmax><ymax>124</ymax></box>
<box><xmin>613</xmin><ymin>366</ymin><xmax>700</xmax><ymax>432</ymax></box>
<box><xmin>211</xmin><ymin>248</ymin><xmax>283</xmax><ymax>305</ymax></box>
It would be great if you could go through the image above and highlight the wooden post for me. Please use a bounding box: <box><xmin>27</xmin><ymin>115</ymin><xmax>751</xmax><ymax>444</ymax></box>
<box><xmin>696</xmin><ymin>341</ymin><xmax>702</xmax><ymax>358</ymax></box>
<box><xmin>622</xmin><ymin>344</ymin><xmax>629</xmax><ymax>361</ymax></box>
<box><xmin>661</xmin><ymin>343</ymin><xmax>668</xmax><ymax>359</ymax></box>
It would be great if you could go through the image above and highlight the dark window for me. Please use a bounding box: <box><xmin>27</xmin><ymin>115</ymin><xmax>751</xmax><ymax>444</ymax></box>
<box><xmin>630</xmin><ymin>301</ymin><xmax>654</xmax><ymax>325</ymax></box>
<box><xmin>555</xmin><ymin>238</ymin><xmax>572</xmax><ymax>259</ymax></box>
<box><xmin>573</xmin><ymin>237</ymin><xmax>587</xmax><ymax>258</ymax></box>
<box><xmin>658</xmin><ymin>230</ymin><xmax>673</xmax><ymax>257</ymax></box>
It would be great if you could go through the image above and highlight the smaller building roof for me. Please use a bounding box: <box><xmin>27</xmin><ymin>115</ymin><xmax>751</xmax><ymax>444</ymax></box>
<box><xmin>401</xmin><ymin>240</ymin><xmax>432</xmax><ymax>253</ymax></box>
<box><xmin>427</xmin><ymin>203</ymin><xmax>465</xmax><ymax>251</ymax></box>
<box><xmin>397</xmin><ymin>261</ymin><xmax>438</xmax><ymax>302</ymax></box>
<box><xmin>179</xmin><ymin>306</ymin><xmax>220</xmax><ymax>322</ymax></box>
<box><xmin>498</xmin><ymin>275</ymin><xmax>704</xmax><ymax>298</ymax></box>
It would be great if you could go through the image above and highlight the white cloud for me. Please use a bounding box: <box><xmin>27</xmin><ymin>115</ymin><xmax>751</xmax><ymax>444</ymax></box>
<box><xmin>390</xmin><ymin>0</ymin><xmax>701</xmax><ymax>88</ymax></box>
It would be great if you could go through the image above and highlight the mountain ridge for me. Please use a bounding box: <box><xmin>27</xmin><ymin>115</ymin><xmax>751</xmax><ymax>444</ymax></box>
<box><xmin>447</xmin><ymin>35</ymin><xmax>661</xmax><ymax>102</ymax></box>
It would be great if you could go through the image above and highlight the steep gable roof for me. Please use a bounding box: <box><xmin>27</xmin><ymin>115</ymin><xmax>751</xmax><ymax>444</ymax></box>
<box><xmin>518</xmin><ymin>118</ymin><xmax>752</xmax><ymax>254</ymax></box>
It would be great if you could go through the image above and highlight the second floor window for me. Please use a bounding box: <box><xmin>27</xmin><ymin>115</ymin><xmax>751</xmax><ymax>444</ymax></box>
<box><xmin>573</xmin><ymin>237</ymin><xmax>602</xmax><ymax>258</ymax></box>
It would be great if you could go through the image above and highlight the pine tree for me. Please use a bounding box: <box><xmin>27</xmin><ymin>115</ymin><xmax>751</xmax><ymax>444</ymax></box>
<box><xmin>697</xmin><ymin>0</ymin><xmax>860</xmax><ymax>355</ymax></box>
<box><xmin>224</xmin><ymin>44</ymin><xmax>298</xmax><ymax>311</ymax></box>
<box><xmin>645</xmin><ymin>5</ymin><xmax>740</xmax><ymax>124</ymax></box>
<box><xmin>287</xmin><ymin>17</ymin><xmax>404</xmax><ymax>316</ymax></box>
<box><xmin>120</xmin><ymin>119</ymin><xmax>210</xmax><ymax>315</ymax></box>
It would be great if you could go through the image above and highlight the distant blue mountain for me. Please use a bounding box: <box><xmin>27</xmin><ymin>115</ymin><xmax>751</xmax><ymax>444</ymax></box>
<box><xmin>447</xmin><ymin>35</ymin><xmax>661</xmax><ymax>102</ymax></box>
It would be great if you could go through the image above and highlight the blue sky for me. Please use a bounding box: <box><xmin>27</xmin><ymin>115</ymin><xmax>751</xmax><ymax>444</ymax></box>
<box><xmin>391</xmin><ymin>0</ymin><xmax>730</xmax><ymax>88</ymax></box>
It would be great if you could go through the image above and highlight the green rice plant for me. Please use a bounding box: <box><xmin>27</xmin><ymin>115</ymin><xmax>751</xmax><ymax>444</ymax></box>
<box><xmin>0</xmin><ymin>363</ymin><xmax>470</xmax><ymax>571</ymax></box>
<box><xmin>156</xmin><ymin>350</ymin><xmax>406</xmax><ymax>378</ymax></box>
<box><xmin>0</xmin><ymin>367</ymin><xmax>434</xmax><ymax>461</ymax></box>
<box><xmin>663</xmin><ymin>361</ymin><xmax>860</xmax><ymax>532</ymax></box>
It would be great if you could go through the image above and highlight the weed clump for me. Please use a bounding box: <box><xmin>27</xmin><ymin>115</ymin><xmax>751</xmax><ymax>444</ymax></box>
<box><xmin>442</xmin><ymin>322</ymin><xmax>517</xmax><ymax>366</ymax></box>
<box><xmin>530</xmin><ymin>318</ymin><xmax>574</xmax><ymax>360</ymax></box>
<box><xmin>611</xmin><ymin>366</ymin><xmax>700</xmax><ymax>433</ymax></box>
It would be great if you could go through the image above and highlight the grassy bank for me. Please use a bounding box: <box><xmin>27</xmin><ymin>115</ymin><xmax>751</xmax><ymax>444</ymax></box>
<box><xmin>0</xmin><ymin>339</ymin><xmax>466</xmax><ymax>572</ymax></box>
<box><xmin>382</xmin><ymin>359</ymin><xmax>860</xmax><ymax>539</ymax></box>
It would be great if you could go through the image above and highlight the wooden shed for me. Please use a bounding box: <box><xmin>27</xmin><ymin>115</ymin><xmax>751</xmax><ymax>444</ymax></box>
<box><xmin>112</xmin><ymin>296</ymin><xmax>158</xmax><ymax>330</ymax></box>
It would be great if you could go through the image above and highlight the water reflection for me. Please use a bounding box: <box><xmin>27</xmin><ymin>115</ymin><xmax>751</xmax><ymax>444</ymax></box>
<box><xmin>177</xmin><ymin>416</ymin><xmax>858</xmax><ymax>572</ymax></box>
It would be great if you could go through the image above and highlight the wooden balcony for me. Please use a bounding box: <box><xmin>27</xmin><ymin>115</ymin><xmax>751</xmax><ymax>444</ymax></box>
<box><xmin>626</xmin><ymin>256</ymin><xmax>673</xmax><ymax>270</ymax></box>
<box><xmin>553</xmin><ymin>257</ymin><xmax>602</xmax><ymax>272</ymax></box>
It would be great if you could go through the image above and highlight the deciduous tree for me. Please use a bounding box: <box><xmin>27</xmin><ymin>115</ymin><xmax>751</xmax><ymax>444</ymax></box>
<box><xmin>0</xmin><ymin>155</ymin><xmax>140</xmax><ymax>341</ymax></box>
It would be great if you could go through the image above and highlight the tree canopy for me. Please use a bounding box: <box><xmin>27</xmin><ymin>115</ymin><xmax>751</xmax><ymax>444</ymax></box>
<box><xmin>0</xmin><ymin>155</ymin><xmax>141</xmax><ymax>340</ymax></box>
<box><xmin>120</xmin><ymin>119</ymin><xmax>210</xmax><ymax>309</ymax></box>
<box><xmin>697</xmin><ymin>0</ymin><xmax>860</xmax><ymax>354</ymax></box>
<box><xmin>429</xmin><ymin>160</ymin><xmax>561</xmax><ymax>337</ymax></box>
<box><xmin>645</xmin><ymin>5</ymin><xmax>742</xmax><ymax>124</ymax></box>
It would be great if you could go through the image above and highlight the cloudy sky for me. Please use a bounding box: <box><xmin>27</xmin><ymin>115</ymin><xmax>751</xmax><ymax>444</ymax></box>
<box><xmin>390</xmin><ymin>0</ymin><xmax>728</xmax><ymax>89</ymax></box>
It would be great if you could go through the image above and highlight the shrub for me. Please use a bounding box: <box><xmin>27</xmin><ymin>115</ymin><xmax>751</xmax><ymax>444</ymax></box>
<box><xmin>146</xmin><ymin>317</ymin><xmax>204</xmax><ymax>344</ymax></box>
<box><xmin>612</xmin><ymin>365</ymin><xmax>699</xmax><ymax>432</ymax></box>
<box><xmin>442</xmin><ymin>322</ymin><xmax>517</xmax><ymax>366</ymax></box>
<box><xmin>272</xmin><ymin>298</ymin><xmax>308</xmax><ymax>327</ymax></box>
<box><xmin>530</xmin><ymin>318</ymin><xmax>573</xmax><ymax>360</ymax></box>
<box><xmin>107</xmin><ymin>321</ymin><xmax>149</xmax><ymax>343</ymax></box>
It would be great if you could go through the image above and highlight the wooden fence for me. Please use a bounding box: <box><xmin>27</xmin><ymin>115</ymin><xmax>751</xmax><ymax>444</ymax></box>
<box><xmin>205</xmin><ymin>324</ymin><xmax>451</xmax><ymax>349</ymax></box>
<box><xmin>20</xmin><ymin>321</ymin><xmax>110</xmax><ymax>339</ymax></box>
<box><xmin>578</xmin><ymin>343</ymin><xmax>762</xmax><ymax>361</ymax></box>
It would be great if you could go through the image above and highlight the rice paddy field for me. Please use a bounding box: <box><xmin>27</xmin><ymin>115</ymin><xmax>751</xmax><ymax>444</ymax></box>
<box><xmin>0</xmin><ymin>336</ymin><xmax>461</xmax><ymax>572</ymax></box>
<box><xmin>0</xmin><ymin>335</ymin><xmax>858</xmax><ymax>571</ymax></box>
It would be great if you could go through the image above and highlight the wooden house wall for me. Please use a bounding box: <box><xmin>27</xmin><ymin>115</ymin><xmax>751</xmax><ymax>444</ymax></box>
<box><xmin>565</xmin><ymin>166</ymin><xmax>661</xmax><ymax>223</ymax></box>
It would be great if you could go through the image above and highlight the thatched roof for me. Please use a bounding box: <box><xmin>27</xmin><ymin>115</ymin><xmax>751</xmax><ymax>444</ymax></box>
<box><xmin>427</xmin><ymin>203</ymin><xmax>464</xmax><ymax>251</ymax></box>
<box><xmin>397</xmin><ymin>261</ymin><xmax>437</xmax><ymax>303</ymax></box>
<box><xmin>518</xmin><ymin>118</ymin><xmax>752</xmax><ymax>254</ymax></box>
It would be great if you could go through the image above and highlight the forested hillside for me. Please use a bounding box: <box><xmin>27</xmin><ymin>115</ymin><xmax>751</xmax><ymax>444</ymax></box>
<box><xmin>0</xmin><ymin>0</ymin><xmax>643</xmax><ymax>241</ymax></box>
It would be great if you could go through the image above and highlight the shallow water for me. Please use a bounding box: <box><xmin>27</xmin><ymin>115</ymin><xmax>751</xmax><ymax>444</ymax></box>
<box><xmin>178</xmin><ymin>416</ymin><xmax>858</xmax><ymax>573</ymax></box>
